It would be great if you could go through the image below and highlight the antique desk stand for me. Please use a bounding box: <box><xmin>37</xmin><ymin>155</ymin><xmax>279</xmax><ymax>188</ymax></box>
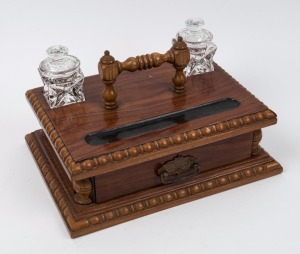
<box><xmin>25</xmin><ymin>40</ymin><xmax>282</xmax><ymax>238</ymax></box>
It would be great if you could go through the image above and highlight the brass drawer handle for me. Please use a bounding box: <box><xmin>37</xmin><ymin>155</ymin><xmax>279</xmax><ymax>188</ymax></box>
<box><xmin>158</xmin><ymin>155</ymin><xmax>200</xmax><ymax>184</ymax></box>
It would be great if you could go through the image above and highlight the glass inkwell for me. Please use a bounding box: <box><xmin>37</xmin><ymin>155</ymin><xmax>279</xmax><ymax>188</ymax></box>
<box><xmin>176</xmin><ymin>18</ymin><xmax>217</xmax><ymax>76</ymax></box>
<box><xmin>38</xmin><ymin>45</ymin><xmax>85</xmax><ymax>109</ymax></box>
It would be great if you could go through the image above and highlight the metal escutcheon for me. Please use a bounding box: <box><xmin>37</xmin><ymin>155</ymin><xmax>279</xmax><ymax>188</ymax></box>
<box><xmin>157</xmin><ymin>155</ymin><xmax>200</xmax><ymax>184</ymax></box>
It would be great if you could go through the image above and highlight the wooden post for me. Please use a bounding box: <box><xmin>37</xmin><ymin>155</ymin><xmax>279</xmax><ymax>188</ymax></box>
<box><xmin>252</xmin><ymin>129</ymin><xmax>262</xmax><ymax>155</ymax></box>
<box><xmin>73</xmin><ymin>179</ymin><xmax>93</xmax><ymax>205</ymax></box>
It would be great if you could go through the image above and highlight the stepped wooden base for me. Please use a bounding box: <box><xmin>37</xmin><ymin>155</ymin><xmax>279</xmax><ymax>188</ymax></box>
<box><xmin>25</xmin><ymin>130</ymin><xmax>282</xmax><ymax>238</ymax></box>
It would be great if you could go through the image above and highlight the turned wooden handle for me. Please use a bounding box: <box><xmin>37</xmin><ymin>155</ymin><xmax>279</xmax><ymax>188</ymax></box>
<box><xmin>98</xmin><ymin>37</ymin><xmax>190</xmax><ymax>110</ymax></box>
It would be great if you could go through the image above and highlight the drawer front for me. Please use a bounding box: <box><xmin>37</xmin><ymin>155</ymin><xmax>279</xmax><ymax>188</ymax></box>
<box><xmin>94</xmin><ymin>132</ymin><xmax>253</xmax><ymax>203</ymax></box>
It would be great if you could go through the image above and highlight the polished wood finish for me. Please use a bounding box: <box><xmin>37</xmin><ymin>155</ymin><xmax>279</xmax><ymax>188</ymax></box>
<box><xmin>73</xmin><ymin>179</ymin><xmax>93</xmax><ymax>205</ymax></box>
<box><xmin>252</xmin><ymin>129</ymin><xmax>262</xmax><ymax>155</ymax></box>
<box><xmin>94</xmin><ymin>132</ymin><xmax>253</xmax><ymax>203</ymax></box>
<box><xmin>25</xmin><ymin>60</ymin><xmax>282</xmax><ymax>237</ymax></box>
<box><xmin>98</xmin><ymin>37</ymin><xmax>190</xmax><ymax>109</ymax></box>
<box><xmin>25</xmin><ymin>130</ymin><xmax>282</xmax><ymax>238</ymax></box>
<box><xmin>25</xmin><ymin>63</ymin><xmax>276</xmax><ymax>182</ymax></box>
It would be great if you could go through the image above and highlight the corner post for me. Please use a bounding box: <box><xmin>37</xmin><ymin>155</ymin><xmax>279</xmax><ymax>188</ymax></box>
<box><xmin>252</xmin><ymin>129</ymin><xmax>262</xmax><ymax>155</ymax></box>
<box><xmin>73</xmin><ymin>179</ymin><xmax>93</xmax><ymax>205</ymax></box>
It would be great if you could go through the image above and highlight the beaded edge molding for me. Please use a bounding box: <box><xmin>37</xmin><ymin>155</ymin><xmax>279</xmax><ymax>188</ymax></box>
<box><xmin>25</xmin><ymin>132</ymin><xmax>282</xmax><ymax>237</ymax></box>
<box><xmin>26</xmin><ymin>90</ymin><xmax>276</xmax><ymax>176</ymax></box>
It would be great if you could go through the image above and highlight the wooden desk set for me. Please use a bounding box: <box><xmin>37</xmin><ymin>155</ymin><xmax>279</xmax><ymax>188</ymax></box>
<box><xmin>25</xmin><ymin>38</ymin><xmax>283</xmax><ymax>238</ymax></box>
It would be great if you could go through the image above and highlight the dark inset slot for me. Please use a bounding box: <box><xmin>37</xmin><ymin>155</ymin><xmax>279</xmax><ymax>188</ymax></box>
<box><xmin>85</xmin><ymin>98</ymin><xmax>240</xmax><ymax>146</ymax></box>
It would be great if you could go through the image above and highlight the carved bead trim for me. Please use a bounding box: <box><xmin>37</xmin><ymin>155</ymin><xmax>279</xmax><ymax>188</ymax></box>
<box><xmin>26</xmin><ymin>132</ymin><xmax>282</xmax><ymax>236</ymax></box>
<box><xmin>25</xmin><ymin>133</ymin><xmax>85</xmax><ymax>233</ymax></box>
<box><xmin>26</xmin><ymin>90</ymin><xmax>80</xmax><ymax>175</ymax></box>
<box><xmin>73</xmin><ymin>160</ymin><xmax>282</xmax><ymax>230</ymax></box>
<box><xmin>26</xmin><ymin>89</ymin><xmax>277</xmax><ymax>176</ymax></box>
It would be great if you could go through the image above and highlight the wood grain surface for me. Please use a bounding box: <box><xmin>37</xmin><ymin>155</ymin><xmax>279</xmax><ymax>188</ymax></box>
<box><xmin>95</xmin><ymin>132</ymin><xmax>253</xmax><ymax>203</ymax></box>
<box><xmin>25</xmin><ymin>130</ymin><xmax>282</xmax><ymax>238</ymax></box>
<box><xmin>28</xmin><ymin>63</ymin><xmax>267</xmax><ymax>162</ymax></box>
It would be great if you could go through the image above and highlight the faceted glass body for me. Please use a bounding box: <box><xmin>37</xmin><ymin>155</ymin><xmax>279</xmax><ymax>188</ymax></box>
<box><xmin>177</xmin><ymin>18</ymin><xmax>217</xmax><ymax>76</ymax></box>
<box><xmin>38</xmin><ymin>45</ymin><xmax>85</xmax><ymax>109</ymax></box>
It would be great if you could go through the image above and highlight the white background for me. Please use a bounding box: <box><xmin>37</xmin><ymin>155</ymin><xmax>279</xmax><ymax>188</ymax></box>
<box><xmin>1</xmin><ymin>0</ymin><xmax>300</xmax><ymax>253</ymax></box>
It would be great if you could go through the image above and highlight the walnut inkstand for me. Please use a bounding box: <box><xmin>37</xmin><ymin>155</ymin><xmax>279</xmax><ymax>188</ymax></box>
<box><xmin>25</xmin><ymin>38</ymin><xmax>283</xmax><ymax>238</ymax></box>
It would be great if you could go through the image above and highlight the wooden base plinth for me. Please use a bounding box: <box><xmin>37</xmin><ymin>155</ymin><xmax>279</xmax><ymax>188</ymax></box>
<box><xmin>25</xmin><ymin>130</ymin><xmax>283</xmax><ymax>238</ymax></box>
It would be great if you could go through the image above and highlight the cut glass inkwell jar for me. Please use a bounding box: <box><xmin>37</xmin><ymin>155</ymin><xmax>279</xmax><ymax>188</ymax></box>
<box><xmin>38</xmin><ymin>45</ymin><xmax>85</xmax><ymax>109</ymax></box>
<box><xmin>176</xmin><ymin>18</ymin><xmax>217</xmax><ymax>76</ymax></box>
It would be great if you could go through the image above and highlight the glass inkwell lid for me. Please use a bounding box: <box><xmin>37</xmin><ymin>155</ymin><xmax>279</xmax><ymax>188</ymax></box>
<box><xmin>176</xmin><ymin>18</ymin><xmax>217</xmax><ymax>76</ymax></box>
<box><xmin>39</xmin><ymin>45</ymin><xmax>80</xmax><ymax>78</ymax></box>
<box><xmin>178</xmin><ymin>18</ymin><xmax>213</xmax><ymax>43</ymax></box>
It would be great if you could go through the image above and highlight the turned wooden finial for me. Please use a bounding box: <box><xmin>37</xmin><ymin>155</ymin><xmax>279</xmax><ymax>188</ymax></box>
<box><xmin>98</xmin><ymin>50</ymin><xmax>118</xmax><ymax>110</ymax></box>
<box><xmin>98</xmin><ymin>38</ymin><xmax>190</xmax><ymax>110</ymax></box>
<box><xmin>172</xmin><ymin>36</ymin><xmax>190</xmax><ymax>93</ymax></box>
